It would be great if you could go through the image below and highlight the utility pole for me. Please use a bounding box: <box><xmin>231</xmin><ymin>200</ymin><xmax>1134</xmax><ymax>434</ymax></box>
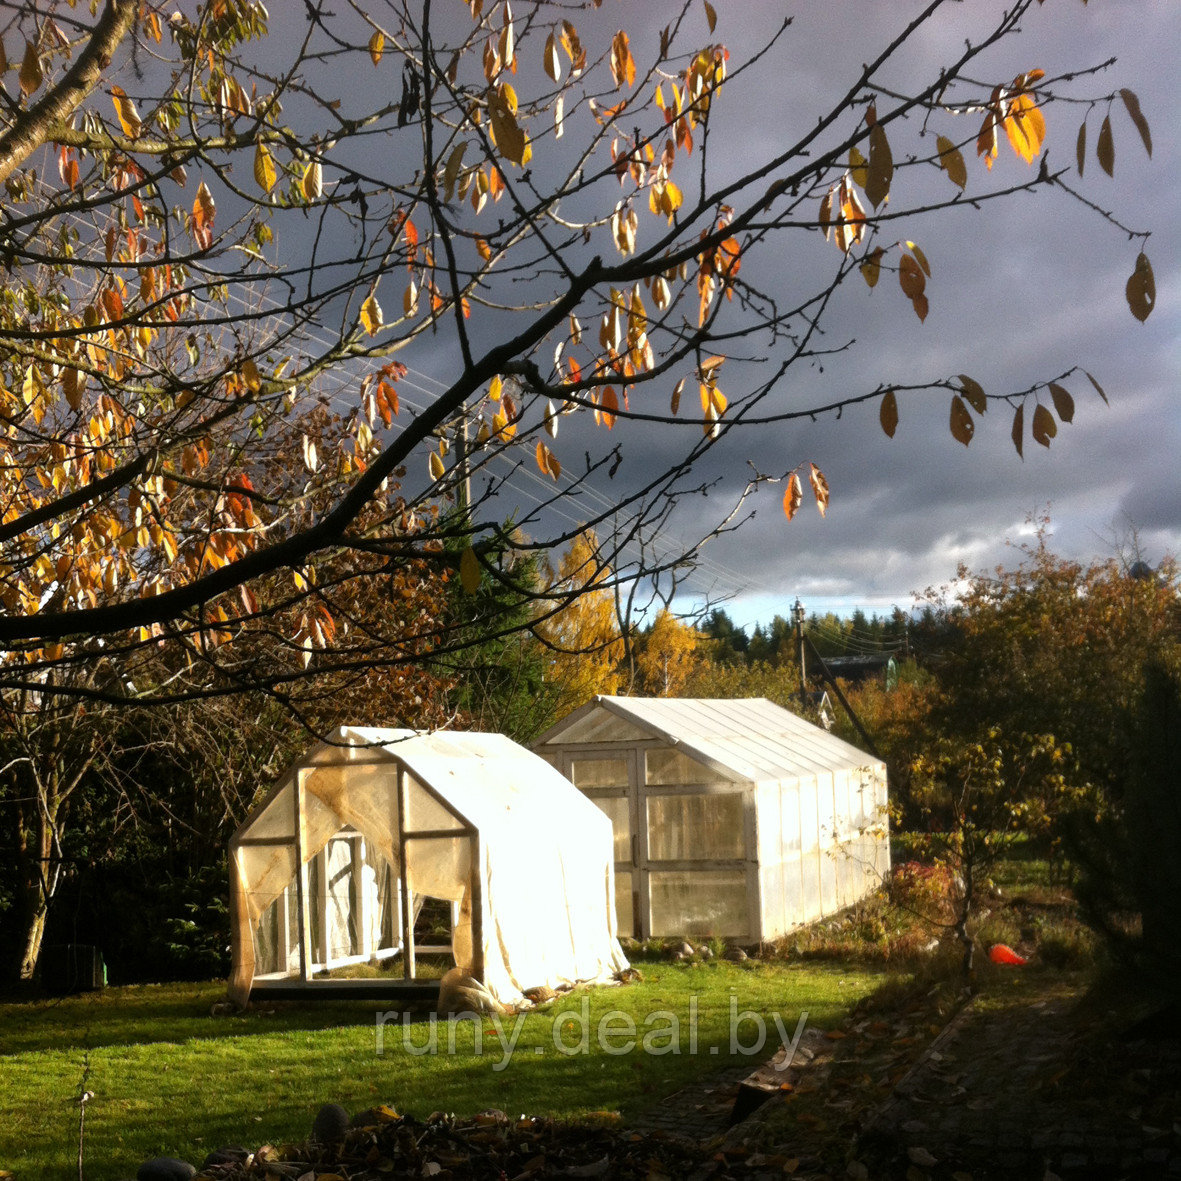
<box><xmin>793</xmin><ymin>598</ymin><xmax>807</xmax><ymax>702</ymax></box>
<box><xmin>454</xmin><ymin>404</ymin><xmax>471</xmax><ymax>515</ymax></box>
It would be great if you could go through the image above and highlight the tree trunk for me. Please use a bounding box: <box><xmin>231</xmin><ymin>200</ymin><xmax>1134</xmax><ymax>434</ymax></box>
<box><xmin>14</xmin><ymin>789</ymin><xmax>61</xmax><ymax>982</ymax></box>
<box><xmin>18</xmin><ymin>898</ymin><xmax>49</xmax><ymax>982</ymax></box>
<box><xmin>955</xmin><ymin>857</ymin><xmax>975</xmax><ymax>991</ymax></box>
<box><xmin>0</xmin><ymin>0</ymin><xmax>139</xmax><ymax>186</ymax></box>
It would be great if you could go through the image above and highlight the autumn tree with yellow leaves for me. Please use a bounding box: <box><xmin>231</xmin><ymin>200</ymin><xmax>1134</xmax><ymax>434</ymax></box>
<box><xmin>535</xmin><ymin>530</ymin><xmax>624</xmax><ymax>714</ymax></box>
<box><xmin>0</xmin><ymin>0</ymin><xmax>1155</xmax><ymax>699</ymax></box>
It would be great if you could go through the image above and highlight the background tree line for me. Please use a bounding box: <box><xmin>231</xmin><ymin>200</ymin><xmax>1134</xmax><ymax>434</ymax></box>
<box><xmin>7</xmin><ymin>519</ymin><xmax>1176</xmax><ymax>988</ymax></box>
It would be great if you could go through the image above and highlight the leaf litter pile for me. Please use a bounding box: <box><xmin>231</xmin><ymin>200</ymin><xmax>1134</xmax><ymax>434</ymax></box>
<box><xmin>199</xmin><ymin>1107</ymin><xmax>783</xmax><ymax>1180</ymax></box>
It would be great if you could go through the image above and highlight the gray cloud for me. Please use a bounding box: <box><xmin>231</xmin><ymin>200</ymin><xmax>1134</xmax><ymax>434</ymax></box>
<box><xmin>404</xmin><ymin>2</ymin><xmax>1179</xmax><ymax>627</ymax></box>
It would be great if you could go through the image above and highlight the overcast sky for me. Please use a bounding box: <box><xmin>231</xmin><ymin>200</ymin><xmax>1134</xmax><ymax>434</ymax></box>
<box><xmin>396</xmin><ymin>1</ymin><xmax>1177</xmax><ymax>630</ymax></box>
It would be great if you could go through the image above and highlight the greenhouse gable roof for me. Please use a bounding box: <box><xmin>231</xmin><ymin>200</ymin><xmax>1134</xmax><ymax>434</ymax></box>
<box><xmin>539</xmin><ymin>697</ymin><xmax>879</xmax><ymax>784</ymax></box>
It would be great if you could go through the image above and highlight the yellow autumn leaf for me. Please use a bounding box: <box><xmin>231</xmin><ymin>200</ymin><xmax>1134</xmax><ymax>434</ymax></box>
<box><xmin>535</xmin><ymin>440</ymin><xmax>560</xmax><ymax>480</ymax></box>
<box><xmin>848</xmin><ymin>146</ymin><xmax>868</xmax><ymax>190</ymax></box>
<box><xmin>543</xmin><ymin>32</ymin><xmax>561</xmax><ymax>82</ymax></box>
<box><xmin>242</xmin><ymin>358</ymin><xmax>262</xmax><ymax>392</ymax></box>
<box><xmin>253</xmin><ymin>141</ymin><xmax>277</xmax><ymax>192</ymax></box>
<box><xmin>302</xmin><ymin>158</ymin><xmax>323</xmax><ymax>202</ymax></box>
<box><xmin>460</xmin><ymin>545</ymin><xmax>481</xmax><ymax>593</ymax></box>
<box><xmin>1003</xmin><ymin>91</ymin><xmax>1045</xmax><ymax>164</ymax></box>
<box><xmin>369</xmin><ymin>31</ymin><xmax>385</xmax><ymax>66</ymax></box>
<box><xmin>111</xmin><ymin>86</ymin><xmax>142</xmax><ymax>139</ymax></box>
<box><xmin>360</xmin><ymin>292</ymin><xmax>383</xmax><ymax>335</ymax></box>
<box><xmin>488</xmin><ymin>86</ymin><xmax>530</xmax><ymax>166</ymax></box>
<box><xmin>429</xmin><ymin>450</ymin><xmax>445</xmax><ymax>480</ymax></box>
<box><xmin>860</xmin><ymin>247</ymin><xmax>883</xmax><ymax>288</ymax></box>
<box><xmin>443</xmin><ymin>142</ymin><xmax>467</xmax><ymax>201</ymax></box>
<box><xmin>936</xmin><ymin>135</ymin><xmax>967</xmax><ymax>189</ymax></box>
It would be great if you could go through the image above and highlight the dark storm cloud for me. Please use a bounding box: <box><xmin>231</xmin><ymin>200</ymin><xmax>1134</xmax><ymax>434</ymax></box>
<box><xmin>394</xmin><ymin>1</ymin><xmax>1179</xmax><ymax>626</ymax></box>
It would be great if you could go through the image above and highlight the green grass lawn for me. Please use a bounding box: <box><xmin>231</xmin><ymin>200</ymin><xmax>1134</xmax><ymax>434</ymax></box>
<box><xmin>0</xmin><ymin>959</ymin><xmax>885</xmax><ymax>1180</ymax></box>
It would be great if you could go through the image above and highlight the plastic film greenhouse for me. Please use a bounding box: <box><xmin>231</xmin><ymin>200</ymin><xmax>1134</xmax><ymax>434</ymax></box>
<box><xmin>227</xmin><ymin>728</ymin><xmax>628</xmax><ymax>1007</ymax></box>
<box><xmin>534</xmin><ymin>697</ymin><xmax>889</xmax><ymax>942</ymax></box>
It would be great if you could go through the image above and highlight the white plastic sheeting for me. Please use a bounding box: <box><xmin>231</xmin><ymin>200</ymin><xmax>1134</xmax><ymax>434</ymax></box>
<box><xmin>534</xmin><ymin>697</ymin><xmax>889</xmax><ymax>942</ymax></box>
<box><xmin>228</xmin><ymin>727</ymin><xmax>628</xmax><ymax>1006</ymax></box>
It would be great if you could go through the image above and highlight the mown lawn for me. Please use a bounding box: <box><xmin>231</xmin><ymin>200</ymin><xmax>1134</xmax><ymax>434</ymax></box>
<box><xmin>0</xmin><ymin>959</ymin><xmax>884</xmax><ymax>1179</ymax></box>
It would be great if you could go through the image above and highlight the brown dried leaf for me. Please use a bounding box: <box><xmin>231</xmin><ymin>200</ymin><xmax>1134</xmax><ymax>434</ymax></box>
<box><xmin>1011</xmin><ymin>402</ymin><xmax>1024</xmax><ymax>459</ymax></box>
<box><xmin>610</xmin><ymin>30</ymin><xmax>635</xmax><ymax>88</ymax></box>
<box><xmin>1096</xmin><ymin>114</ymin><xmax>1114</xmax><ymax>176</ymax></box>
<box><xmin>949</xmin><ymin>395</ymin><xmax>974</xmax><ymax>446</ymax></box>
<box><xmin>1084</xmin><ymin>369</ymin><xmax>1108</xmax><ymax>405</ymax></box>
<box><xmin>1076</xmin><ymin>120</ymin><xmax>1086</xmax><ymax>177</ymax></box>
<box><xmin>1119</xmin><ymin>88</ymin><xmax>1152</xmax><ymax>158</ymax></box>
<box><xmin>865</xmin><ymin>123</ymin><xmax>893</xmax><ymax>209</ymax></box>
<box><xmin>898</xmin><ymin>254</ymin><xmax>925</xmax><ymax>300</ymax></box>
<box><xmin>783</xmin><ymin>471</ymin><xmax>803</xmax><ymax>521</ymax></box>
<box><xmin>957</xmin><ymin>374</ymin><xmax>986</xmax><ymax>414</ymax></box>
<box><xmin>19</xmin><ymin>40</ymin><xmax>41</xmax><ymax>97</ymax></box>
<box><xmin>1125</xmin><ymin>251</ymin><xmax>1155</xmax><ymax>322</ymax></box>
<box><xmin>809</xmin><ymin>463</ymin><xmax>829</xmax><ymax>517</ymax></box>
<box><xmin>1032</xmin><ymin>402</ymin><xmax>1056</xmax><ymax>447</ymax></box>
<box><xmin>1048</xmin><ymin>382</ymin><xmax>1074</xmax><ymax>423</ymax></box>
<box><xmin>879</xmin><ymin>389</ymin><xmax>898</xmax><ymax>438</ymax></box>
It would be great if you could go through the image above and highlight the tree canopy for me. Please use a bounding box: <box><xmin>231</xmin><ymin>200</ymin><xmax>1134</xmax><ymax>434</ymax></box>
<box><xmin>0</xmin><ymin>0</ymin><xmax>1154</xmax><ymax>706</ymax></box>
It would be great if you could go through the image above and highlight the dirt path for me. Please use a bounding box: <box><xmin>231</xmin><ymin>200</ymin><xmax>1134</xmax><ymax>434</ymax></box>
<box><xmin>630</xmin><ymin>973</ymin><xmax>1181</xmax><ymax>1179</ymax></box>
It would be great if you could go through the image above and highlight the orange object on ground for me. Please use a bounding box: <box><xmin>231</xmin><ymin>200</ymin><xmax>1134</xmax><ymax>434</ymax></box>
<box><xmin>988</xmin><ymin>943</ymin><xmax>1027</xmax><ymax>965</ymax></box>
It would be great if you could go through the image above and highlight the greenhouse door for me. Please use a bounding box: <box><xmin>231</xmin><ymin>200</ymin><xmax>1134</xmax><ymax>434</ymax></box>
<box><xmin>562</xmin><ymin>751</ymin><xmax>646</xmax><ymax>939</ymax></box>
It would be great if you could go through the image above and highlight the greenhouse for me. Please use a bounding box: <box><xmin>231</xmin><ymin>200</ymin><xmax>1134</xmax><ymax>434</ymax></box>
<box><xmin>227</xmin><ymin>727</ymin><xmax>628</xmax><ymax>1007</ymax></box>
<box><xmin>534</xmin><ymin>697</ymin><xmax>889</xmax><ymax>942</ymax></box>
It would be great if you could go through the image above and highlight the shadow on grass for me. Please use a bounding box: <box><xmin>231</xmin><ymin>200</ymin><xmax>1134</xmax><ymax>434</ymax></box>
<box><xmin>0</xmin><ymin>981</ymin><xmax>417</xmax><ymax>1056</ymax></box>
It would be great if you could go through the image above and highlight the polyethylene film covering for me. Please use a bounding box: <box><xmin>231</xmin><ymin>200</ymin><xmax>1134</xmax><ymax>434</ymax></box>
<box><xmin>229</xmin><ymin>728</ymin><xmax>629</xmax><ymax>1008</ymax></box>
<box><xmin>649</xmin><ymin>868</ymin><xmax>749</xmax><ymax>937</ymax></box>
<box><xmin>477</xmin><ymin>813</ymin><xmax>627</xmax><ymax>997</ymax></box>
<box><xmin>303</xmin><ymin>762</ymin><xmax>399</xmax><ymax>869</ymax></box>
<box><xmin>646</xmin><ymin>793</ymin><xmax>744</xmax><ymax>861</ymax></box>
